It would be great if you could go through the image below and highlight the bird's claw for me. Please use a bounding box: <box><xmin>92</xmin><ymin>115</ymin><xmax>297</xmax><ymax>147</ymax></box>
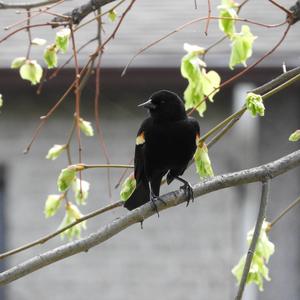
<box><xmin>180</xmin><ymin>182</ymin><xmax>194</xmax><ymax>207</ymax></box>
<box><xmin>150</xmin><ymin>193</ymin><xmax>167</xmax><ymax>217</ymax></box>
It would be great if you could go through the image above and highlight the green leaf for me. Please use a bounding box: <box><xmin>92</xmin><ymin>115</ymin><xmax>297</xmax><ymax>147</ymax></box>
<box><xmin>245</xmin><ymin>92</ymin><xmax>265</xmax><ymax>117</ymax></box>
<box><xmin>289</xmin><ymin>129</ymin><xmax>300</xmax><ymax>142</ymax></box>
<box><xmin>11</xmin><ymin>57</ymin><xmax>26</xmax><ymax>69</ymax></box>
<box><xmin>79</xmin><ymin>118</ymin><xmax>94</xmax><ymax>136</ymax></box>
<box><xmin>181</xmin><ymin>44</ymin><xmax>221</xmax><ymax>117</ymax></box>
<box><xmin>0</xmin><ymin>94</ymin><xmax>3</xmax><ymax>108</ymax></box>
<box><xmin>120</xmin><ymin>173</ymin><xmax>136</xmax><ymax>201</ymax></box>
<box><xmin>46</xmin><ymin>144</ymin><xmax>66</xmax><ymax>160</ymax></box>
<box><xmin>73</xmin><ymin>178</ymin><xmax>90</xmax><ymax>205</ymax></box>
<box><xmin>32</xmin><ymin>38</ymin><xmax>47</xmax><ymax>46</ymax></box>
<box><xmin>218</xmin><ymin>0</ymin><xmax>238</xmax><ymax>37</ymax></box>
<box><xmin>44</xmin><ymin>45</ymin><xmax>58</xmax><ymax>69</ymax></box>
<box><xmin>55</xmin><ymin>28</ymin><xmax>70</xmax><ymax>53</ymax></box>
<box><xmin>108</xmin><ymin>9</ymin><xmax>117</xmax><ymax>22</ymax></box>
<box><xmin>19</xmin><ymin>60</ymin><xmax>43</xmax><ymax>85</ymax></box>
<box><xmin>229</xmin><ymin>25</ymin><xmax>257</xmax><ymax>69</ymax></box>
<box><xmin>194</xmin><ymin>143</ymin><xmax>214</xmax><ymax>177</ymax></box>
<box><xmin>57</xmin><ymin>166</ymin><xmax>77</xmax><ymax>192</ymax></box>
<box><xmin>44</xmin><ymin>194</ymin><xmax>63</xmax><ymax>218</ymax></box>
<box><xmin>202</xmin><ymin>69</ymin><xmax>221</xmax><ymax>102</ymax></box>
<box><xmin>59</xmin><ymin>202</ymin><xmax>86</xmax><ymax>240</ymax></box>
<box><xmin>183</xmin><ymin>43</ymin><xmax>205</xmax><ymax>56</ymax></box>
<box><xmin>232</xmin><ymin>220</ymin><xmax>275</xmax><ymax>292</ymax></box>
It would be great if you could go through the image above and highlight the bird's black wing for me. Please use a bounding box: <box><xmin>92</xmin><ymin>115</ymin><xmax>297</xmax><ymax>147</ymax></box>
<box><xmin>124</xmin><ymin>118</ymin><xmax>152</xmax><ymax>210</ymax></box>
<box><xmin>134</xmin><ymin>118</ymin><xmax>152</xmax><ymax>182</ymax></box>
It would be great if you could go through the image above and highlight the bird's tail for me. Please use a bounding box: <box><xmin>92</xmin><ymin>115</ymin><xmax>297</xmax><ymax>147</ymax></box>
<box><xmin>124</xmin><ymin>180</ymin><xmax>150</xmax><ymax>210</ymax></box>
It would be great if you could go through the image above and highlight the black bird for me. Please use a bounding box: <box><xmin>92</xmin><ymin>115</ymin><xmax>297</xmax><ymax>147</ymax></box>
<box><xmin>124</xmin><ymin>90</ymin><xmax>200</xmax><ymax>212</ymax></box>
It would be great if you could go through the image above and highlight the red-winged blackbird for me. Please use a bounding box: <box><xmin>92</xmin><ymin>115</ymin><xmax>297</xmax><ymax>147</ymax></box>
<box><xmin>124</xmin><ymin>90</ymin><xmax>200</xmax><ymax>212</ymax></box>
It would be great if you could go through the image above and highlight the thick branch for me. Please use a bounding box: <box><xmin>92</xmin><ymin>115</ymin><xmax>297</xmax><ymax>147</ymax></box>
<box><xmin>0</xmin><ymin>0</ymin><xmax>61</xmax><ymax>9</ymax></box>
<box><xmin>251</xmin><ymin>66</ymin><xmax>300</xmax><ymax>95</ymax></box>
<box><xmin>0</xmin><ymin>150</ymin><xmax>299</xmax><ymax>285</ymax></box>
<box><xmin>51</xmin><ymin>0</ymin><xmax>117</xmax><ymax>25</ymax></box>
<box><xmin>288</xmin><ymin>0</ymin><xmax>300</xmax><ymax>24</ymax></box>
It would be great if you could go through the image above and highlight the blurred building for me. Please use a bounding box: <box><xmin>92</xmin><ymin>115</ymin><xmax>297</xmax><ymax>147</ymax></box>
<box><xmin>0</xmin><ymin>1</ymin><xmax>299</xmax><ymax>300</ymax></box>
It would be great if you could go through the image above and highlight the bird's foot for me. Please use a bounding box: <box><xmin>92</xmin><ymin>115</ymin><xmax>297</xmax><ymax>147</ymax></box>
<box><xmin>179</xmin><ymin>181</ymin><xmax>194</xmax><ymax>207</ymax></box>
<box><xmin>150</xmin><ymin>192</ymin><xmax>167</xmax><ymax>217</ymax></box>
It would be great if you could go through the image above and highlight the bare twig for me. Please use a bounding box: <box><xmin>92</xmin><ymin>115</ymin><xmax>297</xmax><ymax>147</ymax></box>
<box><xmin>0</xmin><ymin>201</ymin><xmax>123</xmax><ymax>260</ymax></box>
<box><xmin>204</xmin><ymin>0</ymin><xmax>211</xmax><ymax>35</ymax></box>
<box><xmin>122</xmin><ymin>16</ymin><xmax>286</xmax><ymax>76</ymax></box>
<box><xmin>0</xmin><ymin>0</ymin><xmax>62</xmax><ymax>9</ymax></box>
<box><xmin>94</xmin><ymin>11</ymin><xmax>113</xmax><ymax>198</ymax></box>
<box><xmin>235</xmin><ymin>180</ymin><xmax>270</xmax><ymax>300</ymax></box>
<box><xmin>269</xmin><ymin>195</ymin><xmax>300</xmax><ymax>229</ymax></box>
<box><xmin>268</xmin><ymin>0</ymin><xmax>292</xmax><ymax>16</ymax></box>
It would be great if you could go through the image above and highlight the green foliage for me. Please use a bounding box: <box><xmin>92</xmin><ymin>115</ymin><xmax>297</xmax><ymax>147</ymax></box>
<box><xmin>120</xmin><ymin>173</ymin><xmax>136</xmax><ymax>201</ymax></box>
<box><xmin>245</xmin><ymin>92</ymin><xmax>265</xmax><ymax>117</ymax></box>
<box><xmin>79</xmin><ymin>118</ymin><xmax>94</xmax><ymax>136</ymax></box>
<box><xmin>57</xmin><ymin>166</ymin><xmax>77</xmax><ymax>192</ymax></box>
<box><xmin>46</xmin><ymin>144</ymin><xmax>66</xmax><ymax>160</ymax></box>
<box><xmin>59</xmin><ymin>203</ymin><xmax>86</xmax><ymax>240</ymax></box>
<box><xmin>181</xmin><ymin>43</ymin><xmax>221</xmax><ymax>117</ymax></box>
<box><xmin>44</xmin><ymin>194</ymin><xmax>63</xmax><ymax>218</ymax></box>
<box><xmin>229</xmin><ymin>25</ymin><xmax>256</xmax><ymax>69</ymax></box>
<box><xmin>31</xmin><ymin>38</ymin><xmax>47</xmax><ymax>46</ymax></box>
<box><xmin>11</xmin><ymin>57</ymin><xmax>26</xmax><ymax>69</ymax></box>
<box><xmin>218</xmin><ymin>0</ymin><xmax>238</xmax><ymax>37</ymax></box>
<box><xmin>289</xmin><ymin>129</ymin><xmax>300</xmax><ymax>142</ymax></box>
<box><xmin>73</xmin><ymin>178</ymin><xmax>90</xmax><ymax>205</ymax></box>
<box><xmin>19</xmin><ymin>60</ymin><xmax>43</xmax><ymax>85</ymax></box>
<box><xmin>194</xmin><ymin>143</ymin><xmax>214</xmax><ymax>177</ymax></box>
<box><xmin>232</xmin><ymin>220</ymin><xmax>275</xmax><ymax>291</ymax></box>
<box><xmin>108</xmin><ymin>9</ymin><xmax>117</xmax><ymax>22</ymax></box>
<box><xmin>44</xmin><ymin>45</ymin><xmax>58</xmax><ymax>69</ymax></box>
<box><xmin>55</xmin><ymin>28</ymin><xmax>71</xmax><ymax>54</ymax></box>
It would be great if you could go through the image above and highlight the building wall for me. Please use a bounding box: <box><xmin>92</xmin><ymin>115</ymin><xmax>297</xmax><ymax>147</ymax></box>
<box><xmin>0</xmin><ymin>68</ymin><xmax>299</xmax><ymax>299</ymax></box>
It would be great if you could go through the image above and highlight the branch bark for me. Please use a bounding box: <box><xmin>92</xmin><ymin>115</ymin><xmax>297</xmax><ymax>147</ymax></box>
<box><xmin>0</xmin><ymin>150</ymin><xmax>299</xmax><ymax>286</ymax></box>
<box><xmin>51</xmin><ymin>0</ymin><xmax>117</xmax><ymax>25</ymax></box>
<box><xmin>0</xmin><ymin>0</ymin><xmax>61</xmax><ymax>9</ymax></box>
<box><xmin>235</xmin><ymin>180</ymin><xmax>270</xmax><ymax>300</ymax></box>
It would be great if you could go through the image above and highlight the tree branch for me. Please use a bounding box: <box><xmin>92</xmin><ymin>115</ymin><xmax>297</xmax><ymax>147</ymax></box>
<box><xmin>0</xmin><ymin>0</ymin><xmax>61</xmax><ymax>9</ymax></box>
<box><xmin>235</xmin><ymin>180</ymin><xmax>270</xmax><ymax>300</ymax></box>
<box><xmin>0</xmin><ymin>150</ymin><xmax>299</xmax><ymax>286</ymax></box>
<box><xmin>51</xmin><ymin>0</ymin><xmax>118</xmax><ymax>25</ymax></box>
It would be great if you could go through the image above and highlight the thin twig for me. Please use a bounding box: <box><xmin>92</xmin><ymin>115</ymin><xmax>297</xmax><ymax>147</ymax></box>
<box><xmin>268</xmin><ymin>0</ymin><xmax>292</xmax><ymax>15</ymax></box>
<box><xmin>269</xmin><ymin>195</ymin><xmax>300</xmax><ymax>229</ymax></box>
<box><xmin>4</xmin><ymin>0</ymin><xmax>65</xmax><ymax>30</ymax></box>
<box><xmin>235</xmin><ymin>180</ymin><xmax>270</xmax><ymax>300</ymax></box>
<box><xmin>69</xmin><ymin>24</ymin><xmax>83</xmax><ymax>188</ymax></box>
<box><xmin>49</xmin><ymin>37</ymin><xmax>97</xmax><ymax>80</ymax></box>
<box><xmin>79</xmin><ymin>164</ymin><xmax>134</xmax><ymax>170</ymax></box>
<box><xmin>189</xmin><ymin>23</ymin><xmax>291</xmax><ymax>115</ymax></box>
<box><xmin>204</xmin><ymin>0</ymin><xmax>211</xmax><ymax>35</ymax></box>
<box><xmin>25</xmin><ymin>10</ymin><xmax>32</xmax><ymax>59</ymax></box>
<box><xmin>0</xmin><ymin>0</ymin><xmax>62</xmax><ymax>9</ymax></box>
<box><xmin>0</xmin><ymin>201</ymin><xmax>123</xmax><ymax>260</ymax></box>
<box><xmin>122</xmin><ymin>16</ymin><xmax>286</xmax><ymax>76</ymax></box>
<box><xmin>114</xmin><ymin>157</ymin><xmax>133</xmax><ymax>189</ymax></box>
<box><xmin>94</xmin><ymin>11</ymin><xmax>113</xmax><ymax>198</ymax></box>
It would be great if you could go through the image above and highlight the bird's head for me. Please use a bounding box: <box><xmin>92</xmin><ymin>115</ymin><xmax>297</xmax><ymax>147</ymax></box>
<box><xmin>138</xmin><ymin>90</ymin><xmax>186</xmax><ymax>122</ymax></box>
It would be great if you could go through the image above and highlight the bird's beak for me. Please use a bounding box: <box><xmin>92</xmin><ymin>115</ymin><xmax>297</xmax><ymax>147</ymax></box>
<box><xmin>138</xmin><ymin>99</ymin><xmax>156</xmax><ymax>110</ymax></box>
